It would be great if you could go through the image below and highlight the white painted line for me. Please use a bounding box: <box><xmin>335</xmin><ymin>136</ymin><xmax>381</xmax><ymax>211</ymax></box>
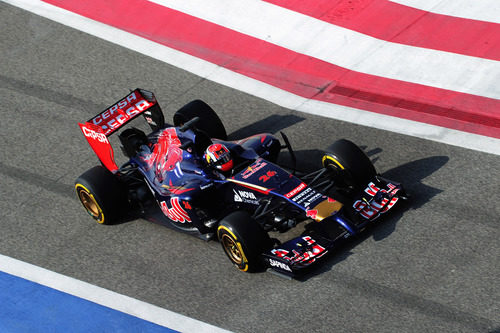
<box><xmin>0</xmin><ymin>254</ymin><xmax>232</xmax><ymax>333</ymax></box>
<box><xmin>3</xmin><ymin>0</ymin><xmax>500</xmax><ymax>157</ymax></box>
<box><xmin>389</xmin><ymin>0</ymin><xmax>500</xmax><ymax>24</ymax></box>
<box><xmin>149</xmin><ymin>0</ymin><xmax>500</xmax><ymax>100</ymax></box>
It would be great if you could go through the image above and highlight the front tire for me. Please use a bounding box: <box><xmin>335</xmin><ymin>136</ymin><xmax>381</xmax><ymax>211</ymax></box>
<box><xmin>322</xmin><ymin>139</ymin><xmax>376</xmax><ymax>191</ymax></box>
<box><xmin>217</xmin><ymin>211</ymin><xmax>272</xmax><ymax>272</ymax></box>
<box><xmin>75</xmin><ymin>166</ymin><xmax>126</xmax><ymax>224</ymax></box>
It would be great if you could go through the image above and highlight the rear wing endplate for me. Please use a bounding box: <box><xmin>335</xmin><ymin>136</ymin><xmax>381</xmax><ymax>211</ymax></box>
<box><xmin>78</xmin><ymin>88</ymin><xmax>165</xmax><ymax>172</ymax></box>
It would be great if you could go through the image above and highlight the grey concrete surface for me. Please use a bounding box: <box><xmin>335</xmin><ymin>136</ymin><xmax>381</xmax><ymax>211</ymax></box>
<box><xmin>1</xmin><ymin>4</ymin><xmax>499</xmax><ymax>332</ymax></box>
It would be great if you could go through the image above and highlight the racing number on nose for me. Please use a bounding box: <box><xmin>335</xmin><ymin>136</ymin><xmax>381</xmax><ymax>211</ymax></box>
<box><xmin>259</xmin><ymin>171</ymin><xmax>276</xmax><ymax>182</ymax></box>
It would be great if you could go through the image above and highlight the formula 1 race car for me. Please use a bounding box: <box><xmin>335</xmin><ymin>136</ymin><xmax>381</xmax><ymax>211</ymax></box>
<box><xmin>75</xmin><ymin>89</ymin><xmax>407</xmax><ymax>278</ymax></box>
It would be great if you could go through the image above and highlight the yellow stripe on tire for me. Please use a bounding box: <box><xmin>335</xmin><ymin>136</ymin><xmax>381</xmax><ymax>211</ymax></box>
<box><xmin>322</xmin><ymin>155</ymin><xmax>345</xmax><ymax>170</ymax></box>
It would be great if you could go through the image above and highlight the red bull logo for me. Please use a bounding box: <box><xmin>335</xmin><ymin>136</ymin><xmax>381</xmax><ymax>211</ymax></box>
<box><xmin>160</xmin><ymin>197</ymin><xmax>191</xmax><ymax>223</ymax></box>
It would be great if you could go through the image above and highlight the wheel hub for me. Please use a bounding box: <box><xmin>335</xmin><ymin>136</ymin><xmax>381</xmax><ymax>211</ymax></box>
<box><xmin>221</xmin><ymin>234</ymin><xmax>242</xmax><ymax>264</ymax></box>
<box><xmin>79</xmin><ymin>191</ymin><xmax>99</xmax><ymax>217</ymax></box>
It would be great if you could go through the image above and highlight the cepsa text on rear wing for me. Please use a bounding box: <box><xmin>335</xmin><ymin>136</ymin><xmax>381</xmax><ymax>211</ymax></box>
<box><xmin>78</xmin><ymin>88</ymin><xmax>165</xmax><ymax>172</ymax></box>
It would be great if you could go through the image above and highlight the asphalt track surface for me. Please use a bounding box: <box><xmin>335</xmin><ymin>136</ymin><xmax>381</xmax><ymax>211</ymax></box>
<box><xmin>1</xmin><ymin>4</ymin><xmax>499</xmax><ymax>333</ymax></box>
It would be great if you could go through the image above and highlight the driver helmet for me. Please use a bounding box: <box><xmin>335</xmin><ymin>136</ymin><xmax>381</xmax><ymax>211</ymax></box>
<box><xmin>205</xmin><ymin>143</ymin><xmax>233</xmax><ymax>172</ymax></box>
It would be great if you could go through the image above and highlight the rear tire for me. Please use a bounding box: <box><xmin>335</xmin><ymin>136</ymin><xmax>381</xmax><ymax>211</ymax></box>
<box><xmin>217</xmin><ymin>211</ymin><xmax>272</xmax><ymax>272</ymax></box>
<box><xmin>173</xmin><ymin>100</ymin><xmax>227</xmax><ymax>140</ymax></box>
<box><xmin>322</xmin><ymin>139</ymin><xmax>376</xmax><ymax>191</ymax></box>
<box><xmin>75</xmin><ymin>166</ymin><xmax>127</xmax><ymax>224</ymax></box>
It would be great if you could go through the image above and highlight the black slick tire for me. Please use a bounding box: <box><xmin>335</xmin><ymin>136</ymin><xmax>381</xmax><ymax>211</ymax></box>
<box><xmin>173</xmin><ymin>100</ymin><xmax>227</xmax><ymax>140</ymax></box>
<box><xmin>75</xmin><ymin>166</ymin><xmax>126</xmax><ymax>225</ymax></box>
<box><xmin>217</xmin><ymin>211</ymin><xmax>272</xmax><ymax>272</ymax></box>
<box><xmin>322</xmin><ymin>139</ymin><xmax>377</xmax><ymax>191</ymax></box>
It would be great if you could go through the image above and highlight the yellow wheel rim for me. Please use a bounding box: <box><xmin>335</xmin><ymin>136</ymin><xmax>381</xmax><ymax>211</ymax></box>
<box><xmin>221</xmin><ymin>234</ymin><xmax>243</xmax><ymax>264</ymax></box>
<box><xmin>79</xmin><ymin>190</ymin><xmax>99</xmax><ymax>217</ymax></box>
<box><xmin>75</xmin><ymin>184</ymin><xmax>104</xmax><ymax>224</ymax></box>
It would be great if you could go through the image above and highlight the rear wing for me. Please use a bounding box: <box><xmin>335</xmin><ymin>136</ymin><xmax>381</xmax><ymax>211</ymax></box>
<box><xmin>79</xmin><ymin>89</ymin><xmax>165</xmax><ymax>172</ymax></box>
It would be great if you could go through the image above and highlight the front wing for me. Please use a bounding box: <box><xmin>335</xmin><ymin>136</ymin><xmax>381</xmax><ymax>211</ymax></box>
<box><xmin>262</xmin><ymin>176</ymin><xmax>406</xmax><ymax>278</ymax></box>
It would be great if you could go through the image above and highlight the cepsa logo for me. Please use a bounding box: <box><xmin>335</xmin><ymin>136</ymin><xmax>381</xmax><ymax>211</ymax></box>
<box><xmin>285</xmin><ymin>182</ymin><xmax>306</xmax><ymax>198</ymax></box>
<box><xmin>81</xmin><ymin>126</ymin><xmax>108</xmax><ymax>143</ymax></box>
<box><xmin>90</xmin><ymin>92</ymin><xmax>151</xmax><ymax>135</ymax></box>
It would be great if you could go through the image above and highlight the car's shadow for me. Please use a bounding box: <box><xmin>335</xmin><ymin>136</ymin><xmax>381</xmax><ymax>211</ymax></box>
<box><xmin>274</xmin><ymin>151</ymin><xmax>450</xmax><ymax>281</ymax></box>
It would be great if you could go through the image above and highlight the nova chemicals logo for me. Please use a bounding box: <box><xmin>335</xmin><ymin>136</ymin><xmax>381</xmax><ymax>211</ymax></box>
<box><xmin>233</xmin><ymin>190</ymin><xmax>258</xmax><ymax>205</ymax></box>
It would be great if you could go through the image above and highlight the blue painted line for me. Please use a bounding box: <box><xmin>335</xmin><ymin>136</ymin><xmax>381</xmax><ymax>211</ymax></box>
<box><xmin>0</xmin><ymin>271</ymin><xmax>178</xmax><ymax>333</ymax></box>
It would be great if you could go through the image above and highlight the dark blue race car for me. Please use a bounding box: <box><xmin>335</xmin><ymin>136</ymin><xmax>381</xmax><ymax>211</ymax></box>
<box><xmin>75</xmin><ymin>89</ymin><xmax>407</xmax><ymax>278</ymax></box>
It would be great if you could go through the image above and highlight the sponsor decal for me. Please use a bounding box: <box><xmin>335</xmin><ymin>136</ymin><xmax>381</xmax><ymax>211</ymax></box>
<box><xmin>306</xmin><ymin>209</ymin><xmax>318</xmax><ymax>220</ymax></box>
<box><xmin>233</xmin><ymin>190</ymin><xmax>259</xmax><ymax>205</ymax></box>
<box><xmin>268</xmin><ymin>258</ymin><xmax>292</xmax><ymax>272</ymax></box>
<box><xmin>292</xmin><ymin>187</ymin><xmax>312</xmax><ymax>202</ymax></box>
<box><xmin>238</xmin><ymin>190</ymin><xmax>257</xmax><ymax>200</ymax></box>
<box><xmin>365</xmin><ymin>182</ymin><xmax>399</xmax><ymax>196</ymax></box>
<box><xmin>353</xmin><ymin>182</ymin><xmax>399</xmax><ymax>220</ymax></box>
<box><xmin>90</xmin><ymin>92</ymin><xmax>152</xmax><ymax>135</ymax></box>
<box><xmin>289</xmin><ymin>186</ymin><xmax>324</xmax><ymax>208</ymax></box>
<box><xmin>79</xmin><ymin>122</ymin><xmax>118</xmax><ymax>172</ymax></box>
<box><xmin>285</xmin><ymin>183</ymin><xmax>306</xmax><ymax>198</ymax></box>
<box><xmin>241</xmin><ymin>159</ymin><xmax>267</xmax><ymax>179</ymax></box>
<box><xmin>233</xmin><ymin>190</ymin><xmax>242</xmax><ymax>202</ymax></box>
<box><xmin>302</xmin><ymin>193</ymin><xmax>323</xmax><ymax>208</ymax></box>
<box><xmin>81</xmin><ymin>126</ymin><xmax>108</xmax><ymax>143</ymax></box>
<box><xmin>271</xmin><ymin>236</ymin><xmax>326</xmax><ymax>265</ymax></box>
<box><xmin>160</xmin><ymin>197</ymin><xmax>192</xmax><ymax>223</ymax></box>
<box><xmin>200</xmin><ymin>182</ymin><xmax>214</xmax><ymax>190</ymax></box>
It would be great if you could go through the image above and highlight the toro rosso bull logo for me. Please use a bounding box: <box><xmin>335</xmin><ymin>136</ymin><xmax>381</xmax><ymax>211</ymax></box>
<box><xmin>143</xmin><ymin>128</ymin><xmax>184</xmax><ymax>182</ymax></box>
<box><xmin>160</xmin><ymin>197</ymin><xmax>191</xmax><ymax>223</ymax></box>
